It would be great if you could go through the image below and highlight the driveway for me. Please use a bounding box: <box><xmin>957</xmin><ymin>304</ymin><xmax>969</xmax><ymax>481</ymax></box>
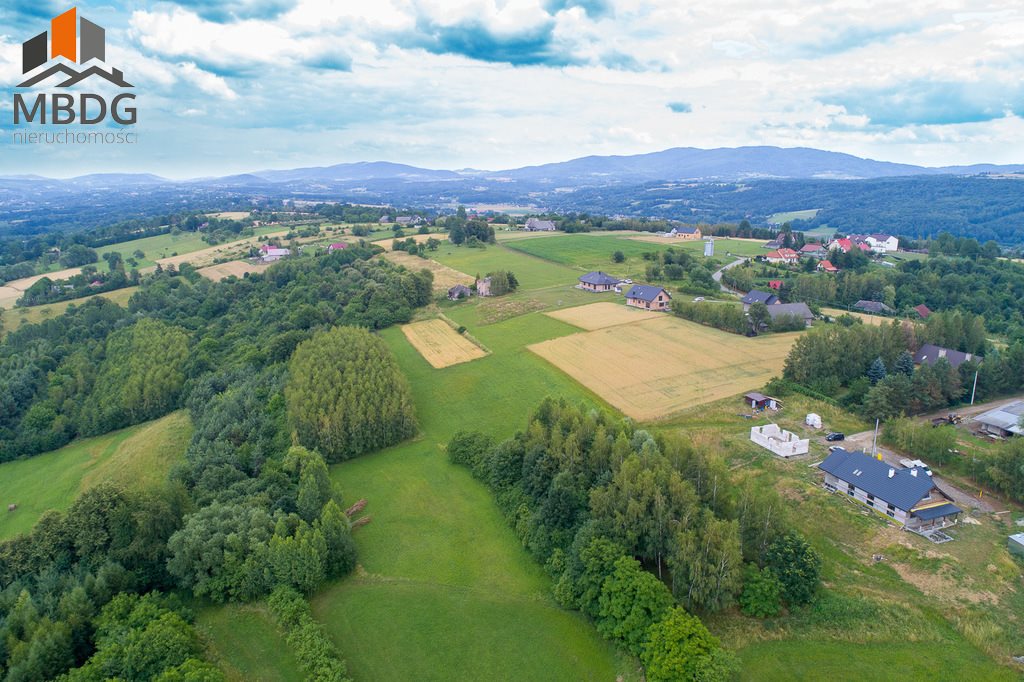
<box><xmin>841</xmin><ymin>430</ymin><xmax>999</xmax><ymax>513</ymax></box>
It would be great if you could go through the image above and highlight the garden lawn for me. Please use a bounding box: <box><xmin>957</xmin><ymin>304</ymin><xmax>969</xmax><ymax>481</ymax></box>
<box><xmin>316</xmin><ymin>309</ymin><xmax>636</xmax><ymax>681</ymax></box>
<box><xmin>0</xmin><ymin>411</ymin><xmax>191</xmax><ymax>541</ymax></box>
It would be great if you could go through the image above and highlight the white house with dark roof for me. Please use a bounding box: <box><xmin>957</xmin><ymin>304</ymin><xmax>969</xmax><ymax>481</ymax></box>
<box><xmin>524</xmin><ymin>218</ymin><xmax>557</xmax><ymax>232</ymax></box>
<box><xmin>578</xmin><ymin>271</ymin><xmax>620</xmax><ymax>292</ymax></box>
<box><xmin>624</xmin><ymin>284</ymin><xmax>671</xmax><ymax>311</ymax></box>
<box><xmin>741</xmin><ymin>290</ymin><xmax>779</xmax><ymax>309</ymax></box>
<box><xmin>765</xmin><ymin>302</ymin><xmax>814</xmax><ymax>327</ymax></box>
<box><xmin>819</xmin><ymin>448</ymin><xmax>962</xmax><ymax>532</ymax></box>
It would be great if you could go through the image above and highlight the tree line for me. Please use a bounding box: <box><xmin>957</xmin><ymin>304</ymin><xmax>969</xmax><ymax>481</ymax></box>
<box><xmin>448</xmin><ymin>399</ymin><xmax>822</xmax><ymax>680</ymax></box>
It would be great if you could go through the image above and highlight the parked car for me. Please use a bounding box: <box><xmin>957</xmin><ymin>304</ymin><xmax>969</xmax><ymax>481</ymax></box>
<box><xmin>825</xmin><ymin>432</ymin><xmax>845</xmax><ymax>442</ymax></box>
<box><xmin>621</xmin><ymin>278</ymin><xmax>633</xmax><ymax>284</ymax></box>
<box><xmin>693</xmin><ymin>297</ymin><xmax>705</xmax><ymax>302</ymax></box>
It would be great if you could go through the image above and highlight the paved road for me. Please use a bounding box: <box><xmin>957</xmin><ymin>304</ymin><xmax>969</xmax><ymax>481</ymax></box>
<box><xmin>712</xmin><ymin>257</ymin><xmax>747</xmax><ymax>294</ymax></box>
<box><xmin>842</xmin><ymin>430</ymin><xmax>999</xmax><ymax>513</ymax></box>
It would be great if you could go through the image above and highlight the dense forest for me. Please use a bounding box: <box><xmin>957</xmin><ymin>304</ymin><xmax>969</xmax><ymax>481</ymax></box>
<box><xmin>0</xmin><ymin>240</ymin><xmax>437</xmax><ymax>678</ymax></box>
<box><xmin>450</xmin><ymin>399</ymin><xmax>823</xmax><ymax>680</ymax></box>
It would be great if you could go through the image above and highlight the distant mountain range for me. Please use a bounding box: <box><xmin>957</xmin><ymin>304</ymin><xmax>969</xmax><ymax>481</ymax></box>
<box><xmin>11</xmin><ymin>146</ymin><xmax>1024</xmax><ymax>189</ymax></box>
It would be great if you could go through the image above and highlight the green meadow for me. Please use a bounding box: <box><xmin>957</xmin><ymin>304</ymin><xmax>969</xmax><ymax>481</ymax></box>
<box><xmin>1</xmin><ymin>286</ymin><xmax>138</xmax><ymax>338</ymax></box>
<box><xmin>0</xmin><ymin>411</ymin><xmax>191</xmax><ymax>541</ymax></box>
<box><xmin>196</xmin><ymin>603</ymin><xmax>305</xmax><ymax>682</ymax></box>
<box><xmin>96</xmin><ymin>225</ymin><xmax>284</xmax><ymax>270</ymax></box>
<box><xmin>768</xmin><ymin>209</ymin><xmax>820</xmax><ymax>224</ymax></box>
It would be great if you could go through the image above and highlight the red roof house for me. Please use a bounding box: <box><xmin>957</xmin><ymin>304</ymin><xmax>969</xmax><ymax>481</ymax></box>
<box><xmin>817</xmin><ymin>260</ymin><xmax>838</xmax><ymax>273</ymax></box>
<box><xmin>913</xmin><ymin>304</ymin><xmax>932</xmax><ymax>319</ymax></box>
<box><xmin>327</xmin><ymin>243</ymin><xmax>348</xmax><ymax>252</ymax></box>
<box><xmin>768</xmin><ymin>279</ymin><xmax>783</xmax><ymax>290</ymax></box>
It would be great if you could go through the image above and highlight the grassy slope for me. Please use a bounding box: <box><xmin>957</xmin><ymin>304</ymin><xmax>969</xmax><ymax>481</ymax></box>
<box><xmin>97</xmin><ymin>226</ymin><xmax>283</xmax><ymax>270</ymax></box>
<box><xmin>196</xmin><ymin>604</ymin><xmax>305</xmax><ymax>682</ymax></box>
<box><xmin>1</xmin><ymin>286</ymin><xmax>138</xmax><ymax>338</ymax></box>
<box><xmin>0</xmin><ymin>411</ymin><xmax>191</xmax><ymax>541</ymax></box>
<box><xmin>315</xmin><ymin>243</ymin><xmax>636</xmax><ymax>681</ymax></box>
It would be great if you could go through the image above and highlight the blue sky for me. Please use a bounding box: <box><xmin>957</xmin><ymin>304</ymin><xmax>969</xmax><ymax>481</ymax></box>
<box><xmin>1</xmin><ymin>1</ymin><xmax>1023</xmax><ymax>178</ymax></box>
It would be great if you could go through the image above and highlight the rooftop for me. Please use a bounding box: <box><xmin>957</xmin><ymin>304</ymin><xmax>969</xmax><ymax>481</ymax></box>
<box><xmin>819</xmin><ymin>448</ymin><xmax>950</xmax><ymax>512</ymax></box>
<box><xmin>625</xmin><ymin>284</ymin><xmax>670</xmax><ymax>302</ymax></box>
<box><xmin>913</xmin><ymin>343</ymin><xmax>975</xmax><ymax>370</ymax></box>
<box><xmin>579</xmin><ymin>271</ymin><xmax>620</xmax><ymax>286</ymax></box>
<box><xmin>974</xmin><ymin>400</ymin><xmax>1024</xmax><ymax>436</ymax></box>
<box><xmin>742</xmin><ymin>290</ymin><xmax>779</xmax><ymax>306</ymax></box>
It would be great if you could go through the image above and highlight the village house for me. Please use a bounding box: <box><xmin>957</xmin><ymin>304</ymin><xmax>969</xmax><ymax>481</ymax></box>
<box><xmin>476</xmin><ymin>277</ymin><xmax>492</xmax><ymax>297</ymax></box>
<box><xmin>765</xmin><ymin>248</ymin><xmax>800</xmax><ymax>265</ymax></box>
<box><xmin>913</xmin><ymin>343</ymin><xmax>975</xmax><ymax>370</ymax></box>
<box><xmin>913</xmin><ymin>304</ymin><xmax>932</xmax><ymax>319</ymax></box>
<box><xmin>974</xmin><ymin>401</ymin><xmax>1024</xmax><ymax>438</ymax></box>
<box><xmin>327</xmin><ymin>243</ymin><xmax>348</xmax><ymax>252</ymax></box>
<box><xmin>819</xmin><ymin>448</ymin><xmax>962</xmax><ymax>533</ymax></box>
<box><xmin>800</xmin><ymin>243</ymin><xmax>827</xmax><ymax>258</ymax></box>
<box><xmin>624</xmin><ymin>284</ymin><xmax>671</xmax><ymax>311</ymax></box>
<box><xmin>259</xmin><ymin>244</ymin><xmax>290</xmax><ymax>263</ymax></box>
<box><xmin>447</xmin><ymin>284</ymin><xmax>472</xmax><ymax>301</ymax></box>
<box><xmin>396</xmin><ymin>216</ymin><xmax>422</xmax><ymax>226</ymax></box>
<box><xmin>853</xmin><ymin>300</ymin><xmax>893</xmax><ymax>315</ymax></box>
<box><xmin>668</xmin><ymin>226</ymin><xmax>702</xmax><ymax>240</ymax></box>
<box><xmin>741</xmin><ymin>290</ymin><xmax>779</xmax><ymax>309</ymax></box>
<box><xmin>849</xmin><ymin>234</ymin><xmax>900</xmax><ymax>253</ymax></box>
<box><xmin>763</xmin><ymin>239</ymin><xmax>783</xmax><ymax>250</ymax></box>
<box><xmin>817</xmin><ymin>260</ymin><xmax>838</xmax><ymax>273</ymax></box>
<box><xmin>765</xmin><ymin>302</ymin><xmax>814</xmax><ymax>327</ymax></box>
<box><xmin>578</xmin><ymin>271</ymin><xmax>620</xmax><ymax>292</ymax></box>
<box><xmin>524</xmin><ymin>218</ymin><xmax>557</xmax><ymax>232</ymax></box>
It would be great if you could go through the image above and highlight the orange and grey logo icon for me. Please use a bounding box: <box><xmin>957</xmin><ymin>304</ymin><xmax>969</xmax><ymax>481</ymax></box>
<box><xmin>19</xmin><ymin>7</ymin><xmax>131</xmax><ymax>88</ymax></box>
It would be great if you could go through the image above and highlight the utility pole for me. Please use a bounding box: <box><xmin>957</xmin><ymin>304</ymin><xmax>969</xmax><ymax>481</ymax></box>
<box><xmin>871</xmin><ymin>418</ymin><xmax>880</xmax><ymax>459</ymax></box>
<box><xmin>970</xmin><ymin>370</ymin><xmax>979</xmax><ymax>405</ymax></box>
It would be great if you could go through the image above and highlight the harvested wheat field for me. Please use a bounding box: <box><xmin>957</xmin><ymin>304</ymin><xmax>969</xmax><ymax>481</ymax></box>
<box><xmin>822</xmin><ymin>307</ymin><xmax>891</xmax><ymax>326</ymax></box>
<box><xmin>383</xmin><ymin>251</ymin><xmax>474</xmax><ymax>293</ymax></box>
<box><xmin>198</xmin><ymin>260</ymin><xmax>271</xmax><ymax>281</ymax></box>
<box><xmin>529</xmin><ymin>316</ymin><xmax>801</xmax><ymax>421</ymax></box>
<box><xmin>402</xmin><ymin>319</ymin><xmax>488</xmax><ymax>368</ymax></box>
<box><xmin>545</xmin><ymin>302</ymin><xmax>663</xmax><ymax>330</ymax></box>
<box><xmin>372</xmin><ymin>233</ymin><xmax>449</xmax><ymax>252</ymax></box>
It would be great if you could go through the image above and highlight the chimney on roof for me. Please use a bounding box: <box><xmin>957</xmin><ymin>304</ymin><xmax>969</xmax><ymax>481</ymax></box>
<box><xmin>911</xmin><ymin>469</ymin><xmax>918</xmax><ymax>477</ymax></box>
<box><xmin>888</xmin><ymin>469</ymin><xmax>895</xmax><ymax>478</ymax></box>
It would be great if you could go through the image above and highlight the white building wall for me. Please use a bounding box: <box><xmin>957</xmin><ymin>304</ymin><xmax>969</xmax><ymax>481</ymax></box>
<box><xmin>750</xmin><ymin>424</ymin><xmax>809</xmax><ymax>458</ymax></box>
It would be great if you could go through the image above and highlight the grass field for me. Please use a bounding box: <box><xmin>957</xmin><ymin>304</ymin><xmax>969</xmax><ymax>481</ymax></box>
<box><xmin>432</xmin><ymin>243</ymin><xmax>580</xmax><ymax>290</ymax></box>
<box><xmin>97</xmin><ymin>226</ymin><xmax>284</xmax><ymax>270</ymax></box>
<box><xmin>545</xmin><ymin>301</ymin><xmax>662</xmax><ymax>330</ymax></box>
<box><xmin>196</xmin><ymin>604</ymin><xmax>305</xmax><ymax>682</ymax></box>
<box><xmin>207</xmin><ymin>211</ymin><xmax>251</xmax><ymax>220</ymax></box>
<box><xmin>311</xmin><ymin>276</ymin><xmax>637</xmax><ymax>680</ymax></box>
<box><xmin>371</xmin><ymin>233</ymin><xmax>449</xmax><ymax>252</ymax></box>
<box><xmin>529</xmin><ymin>315</ymin><xmax>801</xmax><ymax>421</ymax></box>
<box><xmin>382</xmin><ymin>250</ymin><xmax>474</xmax><ymax>293</ymax></box>
<box><xmin>768</xmin><ymin>209</ymin><xmax>819</xmax><ymax>224</ymax></box>
<box><xmin>197</xmin><ymin>260</ymin><xmax>271</xmax><ymax>281</ymax></box>
<box><xmin>1</xmin><ymin>286</ymin><xmax>138</xmax><ymax>337</ymax></box>
<box><xmin>0</xmin><ymin>411</ymin><xmax>191</xmax><ymax>541</ymax></box>
<box><xmin>401</xmin><ymin>319</ymin><xmax>487</xmax><ymax>368</ymax></box>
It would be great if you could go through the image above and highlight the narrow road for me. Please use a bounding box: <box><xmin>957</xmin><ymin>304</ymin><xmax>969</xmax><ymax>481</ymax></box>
<box><xmin>712</xmin><ymin>257</ymin><xmax>747</xmax><ymax>294</ymax></box>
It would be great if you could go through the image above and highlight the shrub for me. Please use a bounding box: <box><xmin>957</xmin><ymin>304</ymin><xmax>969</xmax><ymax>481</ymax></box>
<box><xmin>739</xmin><ymin>564</ymin><xmax>781</xmax><ymax>617</ymax></box>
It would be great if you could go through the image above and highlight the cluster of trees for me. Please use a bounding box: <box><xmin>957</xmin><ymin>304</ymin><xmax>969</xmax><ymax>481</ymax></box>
<box><xmin>641</xmin><ymin>248</ymin><xmax>717</xmax><ymax>292</ymax></box>
<box><xmin>392</xmin><ymin>236</ymin><xmax>441</xmax><ymax>256</ymax></box>
<box><xmin>448</xmin><ymin>399</ymin><xmax>822</xmax><ymax>678</ymax></box>
<box><xmin>267</xmin><ymin>586</ymin><xmax>351</xmax><ymax>681</ymax></box>
<box><xmin>672</xmin><ymin>300</ymin><xmax>749</xmax><ymax>335</ymax></box>
<box><xmin>17</xmin><ymin>268</ymin><xmax>139</xmax><ymax>308</ymax></box>
<box><xmin>448</xmin><ymin>220</ymin><xmax>495</xmax><ymax>245</ymax></box>
<box><xmin>482</xmin><ymin>270</ymin><xmax>519</xmax><ymax>296</ymax></box>
<box><xmin>286</xmin><ymin>327</ymin><xmax>417</xmax><ymax>462</ymax></box>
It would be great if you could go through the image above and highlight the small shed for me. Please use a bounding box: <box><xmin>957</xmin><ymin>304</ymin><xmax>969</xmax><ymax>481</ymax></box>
<box><xmin>744</xmin><ymin>392</ymin><xmax>781</xmax><ymax>411</ymax></box>
<box><xmin>1010</xmin><ymin>533</ymin><xmax>1024</xmax><ymax>559</ymax></box>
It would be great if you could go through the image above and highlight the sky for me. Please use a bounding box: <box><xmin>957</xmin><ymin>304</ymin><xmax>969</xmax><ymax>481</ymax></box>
<box><xmin>1</xmin><ymin>0</ymin><xmax>1023</xmax><ymax>178</ymax></box>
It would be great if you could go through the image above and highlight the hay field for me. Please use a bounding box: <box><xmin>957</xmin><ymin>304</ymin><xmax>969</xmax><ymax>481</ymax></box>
<box><xmin>822</xmin><ymin>307</ymin><xmax>891</xmax><ymax>326</ymax></box>
<box><xmin>402</xmin><ymin>319</ymin><xmax>487</xmax><ymax>368</ymax></box>
<box><xmin>545</xmin><ymin>301</ymin><xmax>662</xmax><ymax>330</ymax></box>
<box><xmin>198</xmin><ymin>260</ymin><xmax>271</xmax><ymax>281</ymax></box>
<box><xmin>529</xmin><ymin>316</ymin><xmax>800</xmax><ymax>421</ymax></box>
<box><xmin>207</xmin><ymin>211</ymin><xmax>251</xmax><ymax>220</ymax></box>
<box><xmin>372</xmin><ymin>233</ymin><xmax>449</xmax><ymax>252</ymax></box>
<box><xmin>383</xmin><ymin>251</ymin><xmax>474</xmax><ymax>293</ymax></box>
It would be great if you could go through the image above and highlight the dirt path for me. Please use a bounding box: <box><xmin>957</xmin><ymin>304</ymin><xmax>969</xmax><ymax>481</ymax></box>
<box><xmin>919</xmin><ymin>393</ymin><xmax>1024</xmax><ymax>422</ymax></box>
<box><xmin>843</xmin><ymin>430</ymin><xmax>1000</xmax><ymax>513</ymax></box>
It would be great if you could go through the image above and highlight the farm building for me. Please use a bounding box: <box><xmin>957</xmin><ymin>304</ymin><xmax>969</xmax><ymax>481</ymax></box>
<box><xmin>741</xmin><ymin>290</ymin><xmax>779</xmax><ymax>309</ymax></box>
<box><xmin>327</xmin><ymin>243</ymin><xmax>348</xmax><ymax>252</ymax></box>
<box><xmin>765</xmin><ymin>302</ymin><xmax>814</xmax><ymax>327</ymax></box>
<box><xmin>447</xmin><ymin>284</ymin><xmax>472</xmax><ymax>301</ymax></box>
<box><xmin>396</xmin><ymin>216</ymin><xmax>423</xmax><ymax>226</ymax></box>
<box><xmin>819</xmin><ymin>448</ymin><xmax>962</xmax><ymax>532</ymax></box>
<box><xmin>476</xmin><ymin>277</ymin><xmax>492</xmax><ymax>297</ymax></box>
<box><xmin>624</xmin><ymin>284</ymin><xmax>671</xmax><ymax>311</ymax></box>
<box><xmin>750</xmin><ymin>424</ymin><xmax>809</xmax><ymax>458</ymax></box>
<box><xmin>853</xmin><ymin>300</ymin><xmax>893</xmax><ymax>315</ymax></box>
<box><xmin>1010</xmin><ymin>533</ymin><xmax>1024</xmax><ymax>559</ymax></box>
<box><xmin>668</xmin><ymin>226</ymin><xmax>701</xmax><ymax>240</ymax></box>
<box><xmin>913</xmin><ymin>344</ymin><xmax>975</xmax><ymax>370</ymax></box>
<box><xmin>850</xmin><ymin>234</ymin><xmax>899</xmax><ymax>253</ymax></box>
<box><xmin>259</xmin><ymin>245</ymin><xmax>290</xmax><ymax>263</ymax></box>
<box><xmin>763</xmin><ymin>239</ymin><xmax>783</xmax><ymax>249</ymax></box>
<box><xmin>974</xmin><ymin>401</ymin><xmax>1024</xmax><ymax>438</ymax></box>
<box><xmin>524</xmin><ymin>218</ymin><xmax>557</xmax><ymax>232</ymax></box>
<box><xmin>913</xmin><ymin>304</ymin><xmax>932</xmax><ymax>319</ymax></box>
<box><xmin>800</xmin><ymin>243</ymin><xmax>827</xmax><ymax>258</ymax></box>
<box><xmin>743</xmin><ymin>392</ymin><xmax>781</xmax><ymax>410</ymax></box>
<box><xmin>817</xmin><ymin>260</ymin><xmax>838</xmax><ymax>273</ymax></box>
<box><xmin>765</xmin><ymin>248</ymin><xmax>800</xmax><ymax>265</ymax></box>
<box><xmin>578</xmin><ymin>271</ymin><xmax>620</xmax><ymax>292</ymax></box>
